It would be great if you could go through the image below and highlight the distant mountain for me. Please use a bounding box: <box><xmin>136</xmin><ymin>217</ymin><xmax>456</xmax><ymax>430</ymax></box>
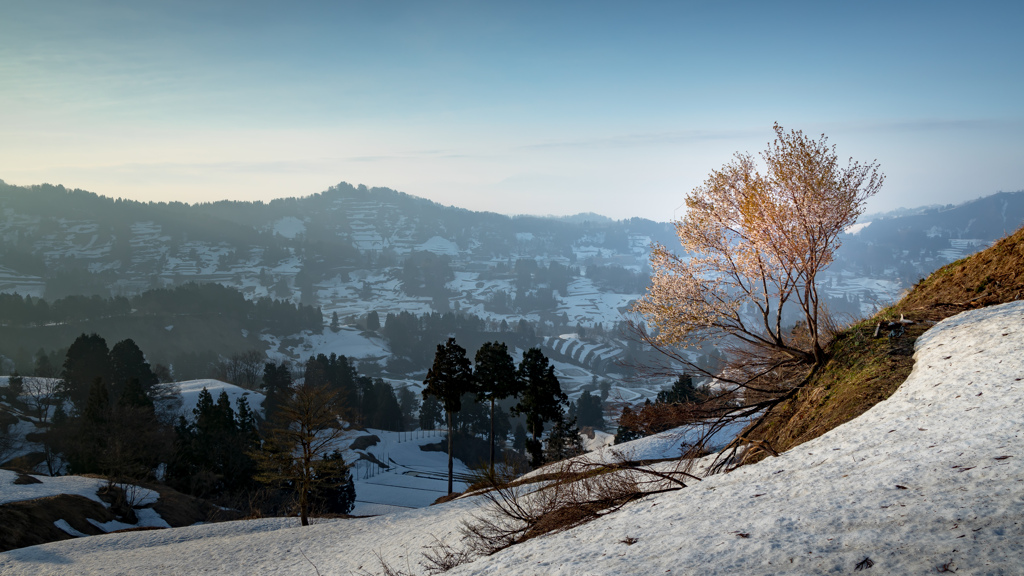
<box><xmin>0</xmin><ymin>180</ymin><xmax>677</xmax><ymax>401</ymax></box>
<box><xmin>2</xmin><ymin>179</ymin><xmax>1022</xmax><ymax>402</ymax></box>
<box><xmin>834</xmin><ymin>190</ymin><xmax>1024</xmax><ymax>291</ymax></box>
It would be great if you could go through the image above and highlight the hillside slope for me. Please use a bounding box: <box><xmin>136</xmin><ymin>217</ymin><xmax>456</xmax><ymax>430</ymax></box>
<box><xmin>749</xmin><ymin>225</ymin><xmax>1024</xmax><ymax>457</ymax></box>
<box><xmin>2</xmin><ymin>301</ymin><xmax>1022</xmax><ymax>574</ymax></box>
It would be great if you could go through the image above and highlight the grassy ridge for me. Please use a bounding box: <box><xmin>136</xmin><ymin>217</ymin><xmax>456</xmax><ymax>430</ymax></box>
<box><xmin>749</xmin><ymin>225</ymin><xmax>1024</xmax><ymax>458</ymax></box>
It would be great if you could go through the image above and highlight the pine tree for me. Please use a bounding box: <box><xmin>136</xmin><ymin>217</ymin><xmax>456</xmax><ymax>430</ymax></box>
<box><xmin>422</xmin><ymin>338</ymin><xmax>475</xmax><ymax>494</ymax></box>
<box><xmin>419</xmin><ymin>393</ymin><xmax>442</xmax><ymax>430</ymax></box>
<box><xmin>60</xmin><ymin>333</ymin><xmax>112</xmax><ymax>412</ymax></box>
<box><xmin>365</xmin><ymin>310</ymin><xmax>380</xmax><ymax>331</ymax></box>
<box><xmin>575</xmin><ymin>390</ymin><xmax>605</xmax><ymax>430</ymax></box>
<box><xmin>512</xmin><ymin>348</ymin><xmax>567</xmax><ymax>467</ymax></box>
<box><xmin>473</xmin><ymin>341</ymin><xmax>518</xmax><ymax>470</ymax></box>
<box><xmin>543</xmin><ymin>417</ymin><xmax>584</xmax><ymax>463</ymax></box>
<box><xmin>69</xmin><ymin>377</ymin><xmax>110</xmax><ymax>474</ymax></box>
<box><xmin>614</xmin><ymin>406</ymin><xmax>644</xmax><ymax>444</ymax></box>
<box><xmin>309</xmin><ymin>450</ymin><xmax>356</xmax><ymax>515</ymax></box>
<box><xmin>655</xmin><ymin>374</ymin><xmax>709</xmax><ymax>405</ymax></box>
<box><xmin>109</xmin><ymin>338</ymin><xmax>158</xmax><ymax>402</ymax></box>
<box><xmin>262</xmin><ymin>361</ymin><xmax>292</xmax><ymax>424</ymax></box>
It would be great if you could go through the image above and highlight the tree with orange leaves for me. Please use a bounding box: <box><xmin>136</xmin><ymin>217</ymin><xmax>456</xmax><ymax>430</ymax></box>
<box><xmin>633</xmin><ymin>123</ymin><xmax>882</xmax><ymax>382</ymax></box>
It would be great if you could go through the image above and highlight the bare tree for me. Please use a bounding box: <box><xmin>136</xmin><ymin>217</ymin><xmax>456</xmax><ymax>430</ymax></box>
<box><xmin>0</xmin><ymin>409</ymin><xmax>22</xmax><ymax>465</ymax></box>
<box><xmin>462</xmin><ymin>452</ymin><xmax>700</xmax><ymax>556</ymax></box>
<box><xmin>22</xmin><ymin>376</ymin><xmax>61</xmax><ymax>474</ymax></box>
<box><xmin>22</xmin><ymin>376</ymin><xmax>58</xmax><ymax>425</ymax></box>
<box><xmin>235</xmin><ymin>350</ymin><xmax>265</xmax><ymax>389</ymax></box>
<box><xmin>254</xmin><ymin>382</ymin><xmax>351</xmax><ymax>526</ymax></box>
<box><xmin>215</xmin><ymin>350</ymin><xmax>265</xmax><ymax>389</ymax></box>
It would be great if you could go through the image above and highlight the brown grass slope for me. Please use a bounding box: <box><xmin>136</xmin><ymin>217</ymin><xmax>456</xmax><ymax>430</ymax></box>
<box><xmin>0</xmin><ymin>478</ymin><xmax>242</xmax><ymax>553</ymax></box>
<box><xmin>747</xmin><ymin>225</ymin><xmax>1024</xmax><ymax>459</ymax></box>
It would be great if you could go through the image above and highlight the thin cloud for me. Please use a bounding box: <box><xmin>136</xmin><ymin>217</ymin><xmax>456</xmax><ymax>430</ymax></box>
<box><xmin>518</xmin><ymin>128</ymin><xmax>763</xmax><ymax>151</ymax></box>
<box><xmin>826</xmin><ymin>118</ymin><xmax>1024</xmax><ymax>135</ymax></box>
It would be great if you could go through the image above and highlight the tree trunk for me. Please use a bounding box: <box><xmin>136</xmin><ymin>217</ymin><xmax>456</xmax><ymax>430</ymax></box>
<box><xmin>299</xmin><ymin>485</ymin><xmax>309</xmax><ymax>526</ymax></box>
<box><xmin>489</xmin><ymin>398</ymin><xmax>495</xmax><ymax>472</ymax></box>
<box><xmin>447</xmin><ymin>412</ymin><xmax>454</xmax><ymax>494</ymax></box>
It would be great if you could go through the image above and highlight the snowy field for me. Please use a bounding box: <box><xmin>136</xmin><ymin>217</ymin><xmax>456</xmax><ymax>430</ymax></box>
<box><xmin>2</xmin><ymin>301</ymin><xmax>1022</xmax><ymax>574</ymax></box>
<box><xmin>346</xmin><ymin>429</ymin><xmax>472</xmax><ymax>516</ymax></box>
<box><xmin>0</xmin><ymin>470</ymin><xmax>159</xmax><ymax>508</ymax></box>
<box><xmin>173</xmin><ymin>379</ymin><xmax>265</xmax><ymax>419</ymax></box>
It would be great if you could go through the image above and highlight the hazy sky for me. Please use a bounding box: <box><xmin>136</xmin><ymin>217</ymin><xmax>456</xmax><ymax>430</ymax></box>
<box><xmin>2</xmin><ymin>1</ymin><xmax>1022</xmax><ymax>221</ymax></box>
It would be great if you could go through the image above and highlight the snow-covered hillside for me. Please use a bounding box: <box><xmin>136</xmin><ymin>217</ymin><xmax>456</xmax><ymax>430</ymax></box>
<box><xmin>2</xmin><ymin>301</ymin><xmax>1022</xmax><ymax>574</ymax></box>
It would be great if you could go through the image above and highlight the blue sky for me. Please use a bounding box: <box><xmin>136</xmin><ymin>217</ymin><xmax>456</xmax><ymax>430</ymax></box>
<box><xmin>2</xmin><ymin>1</ymin><xmax>1022</xmax><ymax>220</ymax></box>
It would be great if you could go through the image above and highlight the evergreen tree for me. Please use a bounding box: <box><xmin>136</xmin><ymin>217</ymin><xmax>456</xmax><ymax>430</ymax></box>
<box><xmin>168</xmin><ymin>387</ymin><xmax>259</xmax><ymax>496</ymax></box>
<box><xmin>419</xmin><ymin>393</ymin><xmax>442</xmax><ymax>430</ymax></box>
<box><xmin>303</xmin><ymin>353</ymin><xmax>358</xmax><ymax>414</ymax></box>
<box><xmin>512</xmin><ymin>348</ymin><xmax>567</xmax><ymax>467</ymax></box>
<box><xmin>396</xmin><ymin>386</ymin><xmax>420</xmax><ymax>431</ymax></box>
<box><xmin>109</xmin><ymin>339</ymin><xmax>158</xmax><ymax>402</ymax></box>
<box><xmin>60</xmin><ymin>333</ymin><xmax>112</xmax><ymax>412</ymax></box>
<box><xmin>655</xmin><ymin>374</ymin><xmax>709</xmax><ymax>404</ymax></box>
<box><xmin>67</xmin><ymin>377</ymin><xmax>110</xmax><ymax>474</ymax></box>
<box><xmin>309</xmin><ymin>450</ymin><xmax>356</xmax><ymax>515</ymax></box>
<box><xmin>473</xmin><ymin>341</ymin><xmax>518</xmax><ymax>470</ymax></box>
<box><xmin>422</xmin><ymin>338</ymin><xmax>475</xmax><ymax>494</ymax></box>
<box><xmin>614</xmin><ymin>406</ymin><xmax>645</xmax><ymax>444</ymax></box>
<box><xmin>366</xmin><ymin>379</ymin><xmax>403</xmax><ymax>431</ymax></box>
<box><xmin>512</xmin><ymin>423</ymin><xmax>527</xmax><ymax>453</ymax></box>
<box><xmin>543</xmin><ymin>417</ymin><xmax>584</xmax><ymax>463</ymax></box>
<box><xmin>575</xmin><ymin>390</ymin><xmax>605</xmax><ymax>430</ymax></box>
<box><xmin>365</xmin><ymin>310</ymin><xmax>380</xmax><ymax>331</ymax></box>
<box><xmin>117</xmin><ymin>378</ymin><xmax>154</xmax><ymax>412</ymax></box>
<box><xmin>262</xmin><ymin>361</ymin><xmax>292</xmax><ymax>424</ymax></box>
<box><xmin>107</xmin><ymin>377</ymin><xmax>166</xmax><ymax>482</ymax></box>
<box><xmin>34</xmin><ymin>350</ymin><xmax>56</xmax><ymax>379</ymax></box>
<box><xmin>4</xmin><ymin>372</ymin><xmax>22</xmax><ymax>402</ymax></box>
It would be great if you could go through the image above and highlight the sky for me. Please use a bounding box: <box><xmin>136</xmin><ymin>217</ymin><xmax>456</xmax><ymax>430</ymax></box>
<box><xmin>2</xmin><ymin>0</ymin><xmax>1023</xmax><ymax>221</ymax></box>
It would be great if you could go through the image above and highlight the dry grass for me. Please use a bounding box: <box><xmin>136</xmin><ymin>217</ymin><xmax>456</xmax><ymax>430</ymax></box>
<box><xmin>0</xmin><ymin>474</ymin><xmax>243</xmax><ymax>553</ymax></box>
<box><xmin>0</xmin><ymin>494</ymin><xmax>114</xmax><ymax>552</ymax></box>
<box><xmin>745</xmin><ymin>225</ymin><xmax>1024</xmax><ymax>459</ymax></box>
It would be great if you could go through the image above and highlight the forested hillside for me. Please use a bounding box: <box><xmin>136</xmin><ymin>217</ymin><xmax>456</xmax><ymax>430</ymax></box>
<box><xmin>2</xmin><ymin>179</ymin><xmax>1023</xmax><ymax>404</ymax></box>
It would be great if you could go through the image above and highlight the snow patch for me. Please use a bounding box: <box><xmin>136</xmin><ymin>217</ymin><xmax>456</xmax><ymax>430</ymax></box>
<box><xmin>53</xmin><ymin>520</ymin><xmax>89</xmax><ymax>538</ymax></box>
<box><xmin>273</xmin><ymin>217</ymin><xmax>306</xmax><ymax>239</ymax></box>
<box><xmin>172</xmin><ymin>380</ymin><xmax>266</xmax><ymax>420</ymax></box>
<box><xmin>844</xmin><ymin>221</ymin><xmax>871</xmax><ymax>235</ymax></box>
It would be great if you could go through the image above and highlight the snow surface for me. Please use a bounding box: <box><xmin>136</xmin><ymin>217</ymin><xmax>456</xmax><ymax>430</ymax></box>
<box><xmin>3</xmin><ymin>301</ymin><xmax>1023</xmax><ymax>574</ymax></box>
<box><xmin>844</xmin><ymin>221</ymin><xmax>872</xmax><ymax>235</ymax></box>
<box><xmin>1</xmin><ymin>470</ymin><xmax>118</xmax><ymax>507</ymax></box>
<box><xmin>172</xmin><ymin>380</ymin><xmax>265</xmax><ymax>420</ymax></box>
<box><xmin>0</xmin><ymin>469</ymin><xmax>161</xmax><ymax>508</ymax></box>
<box><xmin>347</xmin><ymin>429</ymin><xmax>472</xmax><ymax>516</ymax></box>
<box><xmin>272</xmin><ymin>217</ymin><xmax>306</xmax><ymax>239</ymax></box>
